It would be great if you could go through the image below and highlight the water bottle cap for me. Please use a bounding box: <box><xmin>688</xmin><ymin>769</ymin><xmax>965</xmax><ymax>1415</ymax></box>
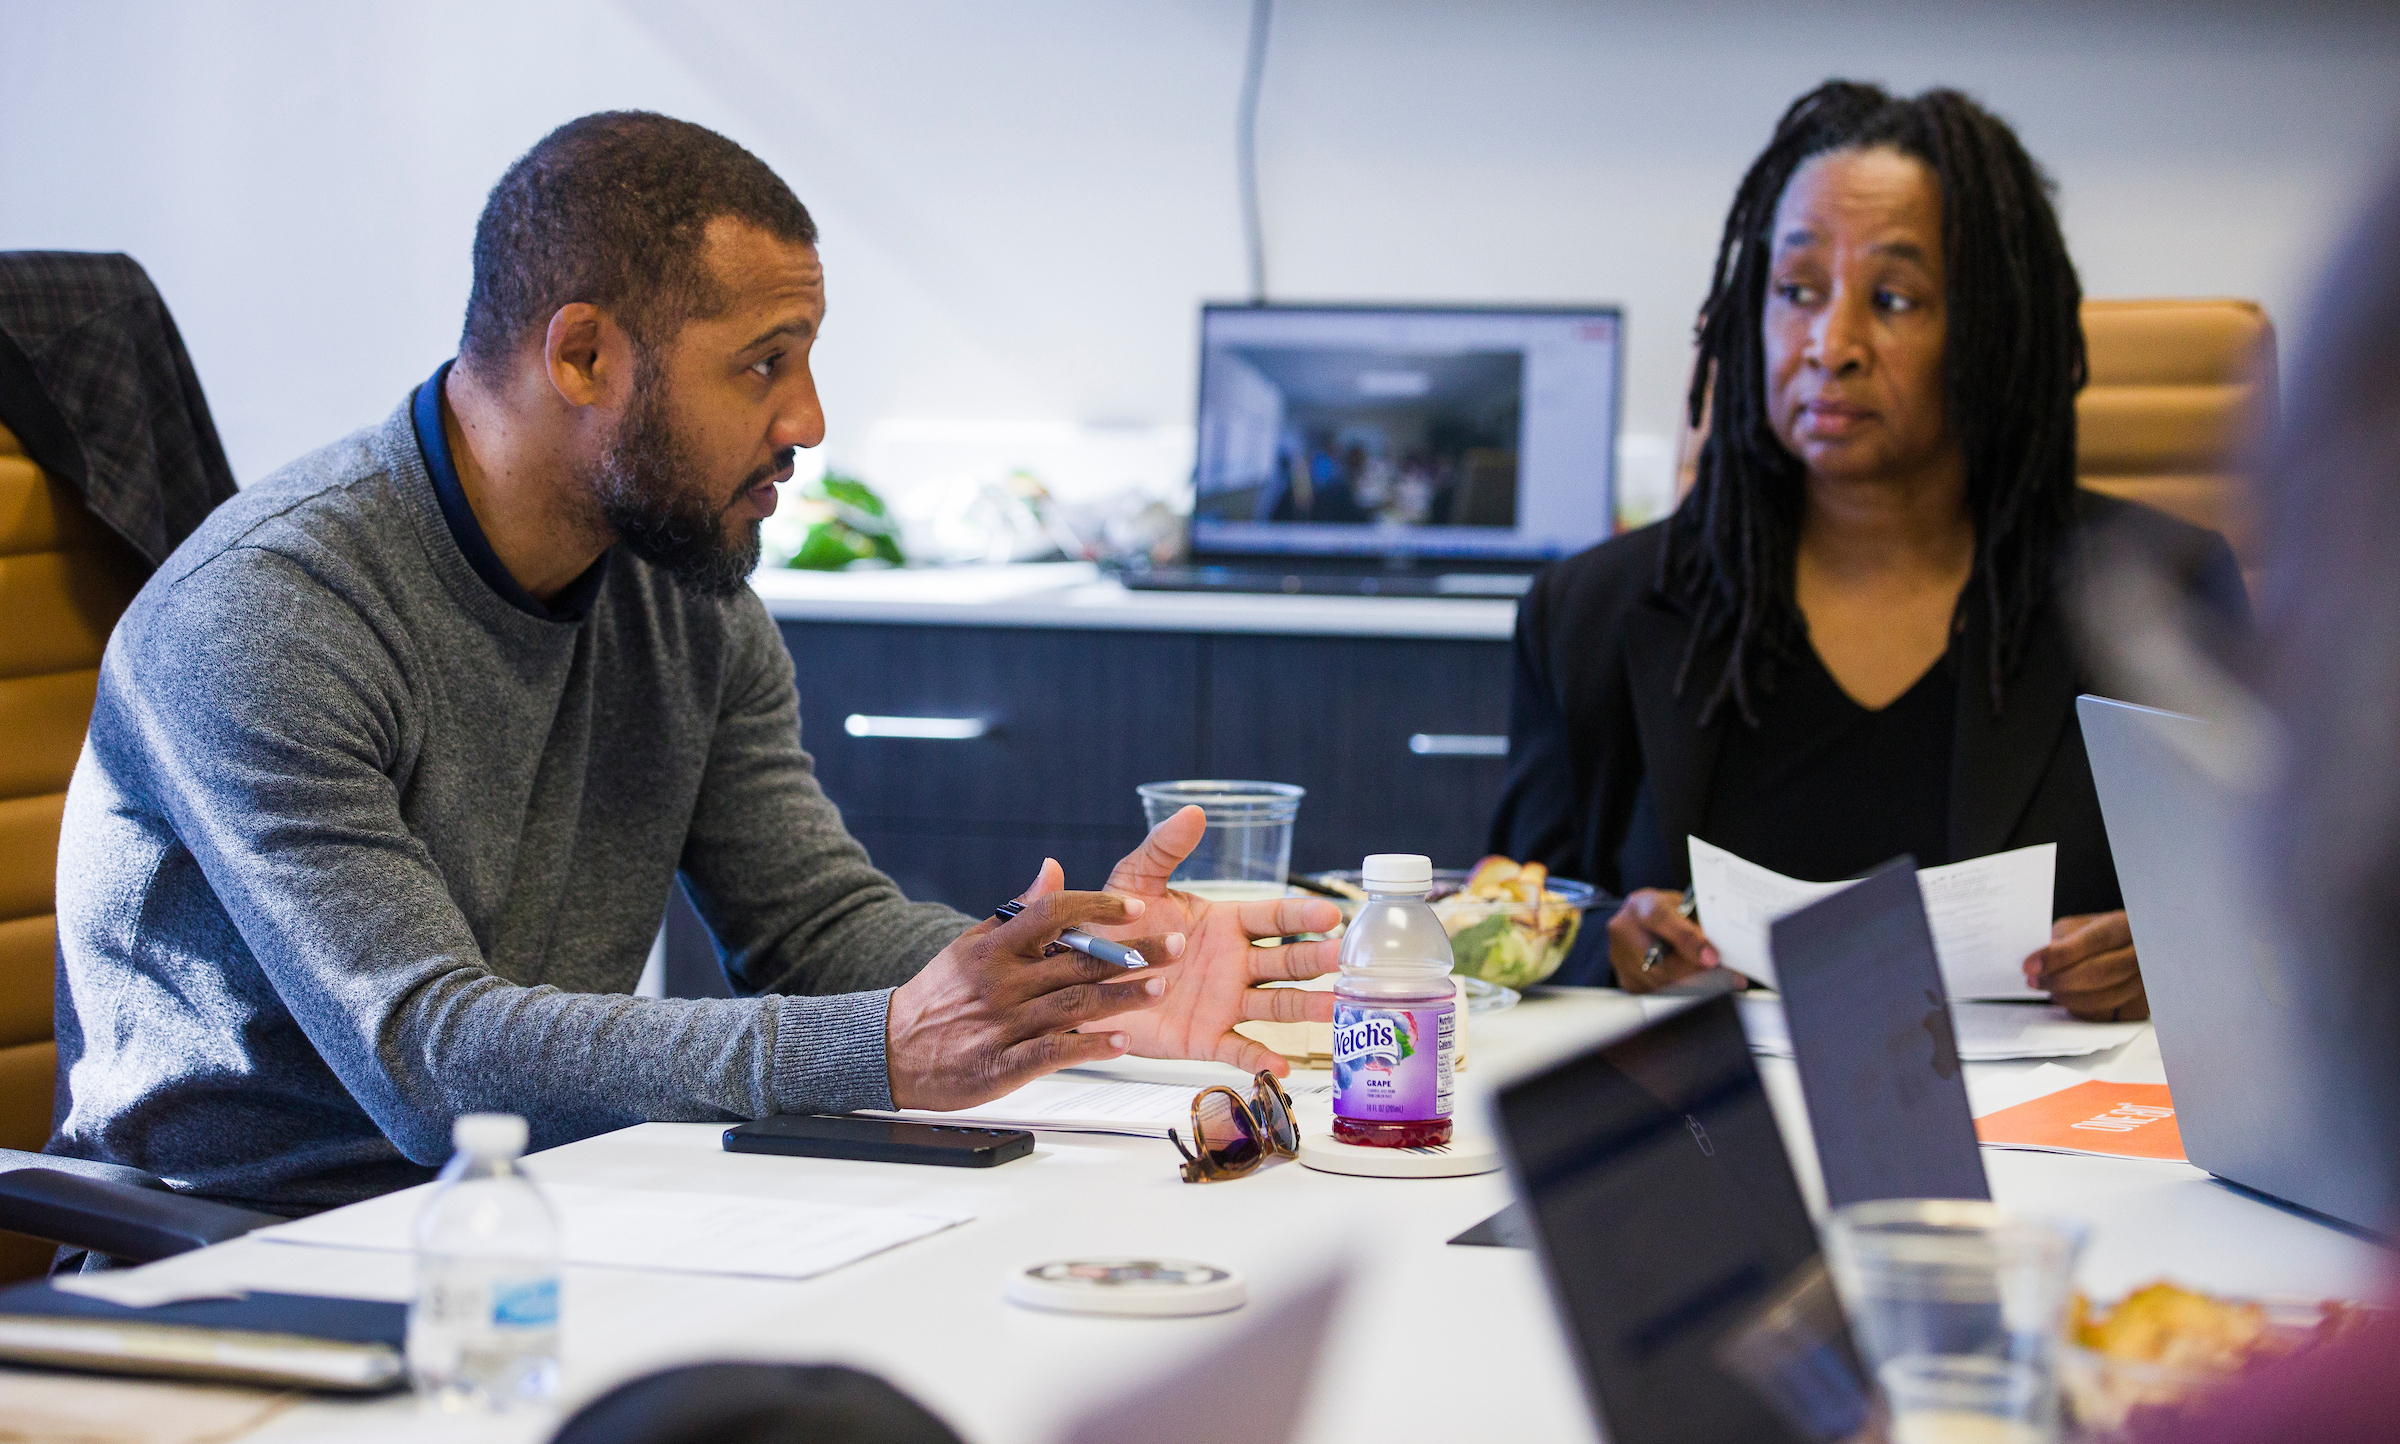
<box><xmin>453</xmin><ymin>1112</ymin><xmax>528</xmax><ymax>1159</ymax></box>
<box><xmin>1360</xmin><ymin>853</ymin><xmax>1433</xmax><ymax>889</ymax></box>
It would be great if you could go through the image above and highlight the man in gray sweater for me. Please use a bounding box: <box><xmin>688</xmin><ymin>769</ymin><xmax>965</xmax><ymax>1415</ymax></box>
<box><xmin>50</xmin><ymin>113</ymin><xmax>1339</xmax><ymax>1214</ymax></box>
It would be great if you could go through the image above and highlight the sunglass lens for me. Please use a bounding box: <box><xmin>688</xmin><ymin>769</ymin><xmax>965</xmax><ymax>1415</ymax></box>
<box><xmin>1193</xmin><ymin>1090</ymin><xmax>1263</xmax><ymax>1175</ymax></box>
<box><xmin>1253</xmin><ymin>1075</ymin><xmax>1299</xmax><ymax>1153</ymax></box>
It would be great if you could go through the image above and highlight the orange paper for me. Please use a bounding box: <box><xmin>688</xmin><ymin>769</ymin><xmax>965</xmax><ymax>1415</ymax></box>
<box><xmin>1974</xmin><ymin>1080</ymin><xmax>2185</xmax><ymax>1162</ymax></box>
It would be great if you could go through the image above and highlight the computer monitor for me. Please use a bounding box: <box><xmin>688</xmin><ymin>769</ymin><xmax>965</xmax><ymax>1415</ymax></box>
<box><xmin>1190</xmin><ymin>303</ymin><xmax>1622</xmax><ymax>564</ymax></box>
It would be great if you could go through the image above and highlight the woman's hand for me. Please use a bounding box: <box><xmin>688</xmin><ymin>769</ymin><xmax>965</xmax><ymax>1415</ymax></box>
<box><xmin>2024</xmin><ymin>911</ymin><xmax>2147</xmax><ymax>1021</ymax></box>
<box><xmin>1607</xmin><ymin>889</ymin><xmax>1721</xmax><ymax>993</ymax></box>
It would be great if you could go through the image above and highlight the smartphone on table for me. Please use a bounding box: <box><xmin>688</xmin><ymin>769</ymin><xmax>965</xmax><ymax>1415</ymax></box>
<box><xmin>723</xmin><ymin>1114</ymin><xmax>1035</xmax><ymax>1168</ymax></box>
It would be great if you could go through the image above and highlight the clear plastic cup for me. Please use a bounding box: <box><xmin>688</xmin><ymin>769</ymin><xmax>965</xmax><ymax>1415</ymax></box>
<box><xmin>1823</xmin><ymin>1200</ymin><xmax>2084</xmax><ymax>1444</ymax></box>
<box><xmin>1135</xmin><ymin>780</ymin><xmax>1304</xmax><ymax>902</ymax></box>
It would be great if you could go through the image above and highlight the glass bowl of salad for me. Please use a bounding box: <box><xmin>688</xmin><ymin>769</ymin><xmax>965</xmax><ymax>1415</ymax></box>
<box><xmin>1306</xmin><ymin>857</ymin><xmax>1594</xmax><ymax>994</ymax></box>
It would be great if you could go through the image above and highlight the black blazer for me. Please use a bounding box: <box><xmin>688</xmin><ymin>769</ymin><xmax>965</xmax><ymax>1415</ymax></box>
<box><xmin>1489</xmin><ymin>492</ymin><xmax>2247</xmax><ymax>984</ymax></box>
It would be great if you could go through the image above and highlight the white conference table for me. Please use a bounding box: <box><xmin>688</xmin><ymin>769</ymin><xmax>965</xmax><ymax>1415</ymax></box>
<box><xmin>39</xmin><ymin>990</ymin><xmax>2393</xmax><ymax>1444</ymax></box>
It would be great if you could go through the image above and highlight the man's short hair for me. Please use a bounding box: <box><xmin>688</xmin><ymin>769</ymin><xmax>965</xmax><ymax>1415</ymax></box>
<box><xmin>458</xmin><ymin>112</ymin><xmax>817</xmax><ymax>377</ymax></box>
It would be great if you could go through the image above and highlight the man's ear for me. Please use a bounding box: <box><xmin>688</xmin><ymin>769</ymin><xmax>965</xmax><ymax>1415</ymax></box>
<box><xmin>541</xmin><ymin>303</ymin><xmax>631</xmax><ymax>411</ymax></box>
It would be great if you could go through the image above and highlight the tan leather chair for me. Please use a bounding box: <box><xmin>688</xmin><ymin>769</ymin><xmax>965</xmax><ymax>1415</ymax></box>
<box><xmin>0</xmin><ymin>421</ymin><xmax>145</xmax><ymax>1279</ymax></box>
<box><xmin>2076</xmin><ymin>298</ymin><xmax>2275</xmax><ymax>569</ymax></box>
<box><xmin>1672</xmin><ymin>297</ymin><xmax>2278</xmax><ymax>569</ymax></box>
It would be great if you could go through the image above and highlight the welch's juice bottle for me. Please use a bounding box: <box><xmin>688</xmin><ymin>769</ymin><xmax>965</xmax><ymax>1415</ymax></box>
<box><xmin>1332</xmin><ymin>853</ymin><xmax>1455</xmax><ymax>1147</ymax></box>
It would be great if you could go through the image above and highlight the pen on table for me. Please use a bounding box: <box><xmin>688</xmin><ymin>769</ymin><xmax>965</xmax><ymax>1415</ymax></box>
<box><xmin>1640</xmin><ymin>892</ymin><xmax>1701</xmax><ymax>974</ymax></box>
<box><xmin>989</xmin><ymin>900</ymin><xmax>1149</xmax><ymax>970</ymax></box>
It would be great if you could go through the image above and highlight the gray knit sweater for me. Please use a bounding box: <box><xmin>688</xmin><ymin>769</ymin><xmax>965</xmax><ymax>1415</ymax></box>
<box><xmin>51</xmin><ymin>398</ymin><xmax>969</xmax><ymax>1212</ymax></box>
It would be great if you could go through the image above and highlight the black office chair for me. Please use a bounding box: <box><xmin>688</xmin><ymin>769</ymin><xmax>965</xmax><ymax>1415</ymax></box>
<box><xmin>0</xmin><ymin>1149</ymin><xmax>282</xmax><ymax>1269</ymax></box>
<box><xmin>552</xmin><ymin>1362</ymin><xmax>967</xmax><ymax>1444</ymax></box>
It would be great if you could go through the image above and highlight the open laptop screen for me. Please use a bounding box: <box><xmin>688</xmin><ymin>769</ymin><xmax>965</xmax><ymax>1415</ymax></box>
<box><xmin>1190</xmin><ymin>304</ymin><xmax>1620</xmax><ymax>563</ymax></box>
<box><xmin>1496</xmin><ymin>992</ymin><xmax>1866</xmax><ymax>1444</ymax></box>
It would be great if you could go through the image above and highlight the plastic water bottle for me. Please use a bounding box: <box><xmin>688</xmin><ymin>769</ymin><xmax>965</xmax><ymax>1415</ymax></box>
<box><xmin>1333</xmin><ymin>853</ymin><xmax>1456</xmax><ymax>1148</ymax></box>
<box><xmin>407</xmin><ymin>1113</ymin><xmax>560</xmax><ymax>1411</ymax></box>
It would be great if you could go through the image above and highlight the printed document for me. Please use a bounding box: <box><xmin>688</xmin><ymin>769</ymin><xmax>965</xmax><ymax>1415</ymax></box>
<box><xmin>1688</xmin><ymin>837</ymin><xmax>2054</xmax><ymax>999</ymax></box>
<box><xmin>1736</xmin><ymin>995</ymin><xmax>2145</xmax><ymax>1062</ymax></box>
<box><xmin>884</xmin><ymin>1069</ymin><xmax>1330</xmax><ymax>1139</ymax></box>
<box><xmin>257</xmin><ymin>1185</ymin><xmax>967</xmax><ymax>1282</ymax></box>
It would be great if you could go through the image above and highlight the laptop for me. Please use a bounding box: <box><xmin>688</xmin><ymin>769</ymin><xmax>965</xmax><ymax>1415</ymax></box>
<box><xmin>1769</xmin><ymin>858</ymin><xmax>1991</xmax><ymax>1209</ymax></box>
<box><xmin>1053</xmin><ymin>1265</ymin><xmax>1345</xmax><ymax>1444</ymax></box>
<box><xmin>2079</xmin><ymin>695</ymin><xmax>2393</xmax><ymax>1233</ymax></box>
<box><xmin>1126</xmin><ymin>303</ymin><xmax>1622</xmax><ymax>597</ymax></box>
<box><xmin>1491</xmin><ymin>989</ymin><xmax>1877</xmax><ymax>1444</ymax></box>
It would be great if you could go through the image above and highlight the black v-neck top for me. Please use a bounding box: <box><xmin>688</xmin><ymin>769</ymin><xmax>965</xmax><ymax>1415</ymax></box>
<box><xmin>1696</xmin><ymin>644</ymin><xmax>1956</xmax><ymax>882</ymax></box>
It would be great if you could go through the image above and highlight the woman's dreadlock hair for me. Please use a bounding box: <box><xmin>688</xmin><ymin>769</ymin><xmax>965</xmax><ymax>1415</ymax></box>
<box><xmin>1663</xmin><ymin>81</ymin><xmax>2086</xmax><ymax>725</ymax></box>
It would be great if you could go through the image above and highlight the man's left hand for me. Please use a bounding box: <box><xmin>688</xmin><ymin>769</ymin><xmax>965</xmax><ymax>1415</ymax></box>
<box><xmin>1026</xmin><ymin>805</ymin><xmax>1343</xmax><ymax>1076</ymax></box>
<box><xmin>2023</xmin><ymin>911</ymin><xmax>2147</xmax><ymax>1022</ymax></box>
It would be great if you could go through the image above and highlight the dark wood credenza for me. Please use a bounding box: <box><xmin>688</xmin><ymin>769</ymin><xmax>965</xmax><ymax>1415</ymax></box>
<box><xmin>663</xmin><ymin>567</ymin><xmax>1517</xmax><ymax>996</ymax></box>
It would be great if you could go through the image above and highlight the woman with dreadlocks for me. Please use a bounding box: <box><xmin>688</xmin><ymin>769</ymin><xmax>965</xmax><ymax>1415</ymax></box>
<box><xmin>1488</xmin><ymin>81</ymin><xmax>2247</xmax><ymax>1019</ymax></box>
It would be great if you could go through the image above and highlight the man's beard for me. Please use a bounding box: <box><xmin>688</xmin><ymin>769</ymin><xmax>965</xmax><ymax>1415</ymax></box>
<box><xmin>585</xmin><ymin>377</ymin><xmax>778</xmax><ymax>599</ymax></box>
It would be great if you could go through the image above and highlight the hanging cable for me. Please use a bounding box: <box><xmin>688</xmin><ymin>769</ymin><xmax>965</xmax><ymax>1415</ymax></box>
<box><xmin>1236</xmin><ymin>0</ymin><xmax>1273</xmax><ymax>304</ymax></box>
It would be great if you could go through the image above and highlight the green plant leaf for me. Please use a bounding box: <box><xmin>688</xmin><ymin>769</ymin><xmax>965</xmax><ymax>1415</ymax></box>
<box><xmin>818</xmin><ymin>472</ymin><xmax>889</xmax><ymax>518</ymax></box>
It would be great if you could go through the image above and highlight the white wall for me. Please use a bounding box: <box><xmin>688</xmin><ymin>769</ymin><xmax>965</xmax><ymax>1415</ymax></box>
<box><xmin>4</xmin><ymin>0</ymin><xmax>2396</xmax><ymax>492</ymax></box>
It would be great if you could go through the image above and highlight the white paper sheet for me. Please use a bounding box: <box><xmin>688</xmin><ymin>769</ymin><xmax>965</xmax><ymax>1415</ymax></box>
<box><xmin>1688</xmin><ymin>838</ymin><xmax>2054</xmax><ymax>999</ymax></box>
<box><xmin>255</xmin><ymin>1184</ymin><xmax>968</xmax><ymax>1282</ymax></box>
<box><xmin>1967</xmin><ymin>1062</ymin><xmax>2089</xmax><ymax>1121</ymax></box>
<box><xmin>883</xmin><ymin>1069</ymin><xmax>1330</xmax><ymax>1139</ymax></box>
<box><xmin>1916</xmin><ymin>845</ymin><xmax>2057</xmax><ymax>999</ymax></box>
<box><xmin>1685</xmin><ymin>840</ymin><xmax>1846</xmax><ymax>989</ymax></box>
<box><xmin>1737</xmin><ymin>995</ymin><xmax>2145</xmax><ymax>1062</ymax></box>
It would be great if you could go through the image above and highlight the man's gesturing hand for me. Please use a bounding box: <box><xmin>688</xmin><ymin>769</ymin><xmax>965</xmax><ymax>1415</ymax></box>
<box><xmin>1071</xmin><ymin>805</ymin><xmax>1345</xmax><ymax>1078</ymax></box>
<box><xmin>886</xmin><ymin>862</ymin><xmax>1183</xmax><ymax>1110</ymax></box>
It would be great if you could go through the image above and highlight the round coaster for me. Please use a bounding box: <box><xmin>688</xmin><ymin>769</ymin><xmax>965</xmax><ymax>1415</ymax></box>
<box><xmin>1296</xmin><ymin>1129</ymin><xmax>1503</xmax><ymax>1178</ymax></box>
<box><xmin>1004</xmin><ymin>1258</ymin><xmax>1248</xmax><ymax>1318</ymax></box>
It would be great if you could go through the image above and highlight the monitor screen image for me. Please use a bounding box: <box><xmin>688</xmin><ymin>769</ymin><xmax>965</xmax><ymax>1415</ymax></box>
<box><xmin>1191</xmin><ymin>304</ymin><xmax>1621</xmax><ymax>562</ymax></box>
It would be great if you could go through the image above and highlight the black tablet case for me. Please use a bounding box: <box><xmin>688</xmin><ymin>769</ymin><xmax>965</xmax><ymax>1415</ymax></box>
<box><xmin>0</xmin><ymin>1279</ymin><xmax>407</xmax><ymax>1390</ymax></box>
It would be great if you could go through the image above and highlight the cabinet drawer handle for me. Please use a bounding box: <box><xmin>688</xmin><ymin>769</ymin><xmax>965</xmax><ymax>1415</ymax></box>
<box><xmin>1408</xmin><ymin>733</ymin><xmax>1507</xmax><ymax>758</ymax></box>
<box><xmin>844</xmin><ymin>714</ymin><xmax>992</xmax><ymax>741</ymax></box>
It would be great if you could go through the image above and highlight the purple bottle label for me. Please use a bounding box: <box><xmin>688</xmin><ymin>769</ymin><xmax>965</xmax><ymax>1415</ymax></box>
<box><xmin>1333</xmin><ymin>998</ymin><xmax>1455</xmax><ymax>1122</ymax></box>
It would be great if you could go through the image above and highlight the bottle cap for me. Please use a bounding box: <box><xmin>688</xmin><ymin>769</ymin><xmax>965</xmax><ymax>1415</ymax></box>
<box><xmin>453</xmin><ymin>1112</ymin><xmax>528</xmax><ymax>1159</ymax></box>
<box><xmin>1360</xmin><ymin>853</ymin><xmax>1433</xmax><ymax>890</ymax></box>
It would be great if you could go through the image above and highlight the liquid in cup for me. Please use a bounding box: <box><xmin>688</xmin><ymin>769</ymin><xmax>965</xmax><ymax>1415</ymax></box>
<box><xmin>1135</xmin><ymin>781</ymin><xmax>1304</xmax><ymax>901</ymax></box>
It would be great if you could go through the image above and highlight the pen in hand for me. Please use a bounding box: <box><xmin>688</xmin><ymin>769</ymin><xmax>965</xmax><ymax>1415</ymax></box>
<box><xmin>989</xmin><ymin>899</ymin><xmax>1149</xmax><ymax>970</ymax></box>
<box><xmin>1640</xmin><ymin>892</ymin><xmax>1701</xmax><ymax>974</ymax></box>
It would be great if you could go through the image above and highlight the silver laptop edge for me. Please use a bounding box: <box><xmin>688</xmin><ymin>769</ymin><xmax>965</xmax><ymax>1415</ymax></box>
<box><xmin>2078</xmin><ymin>694</ymin><xmax>2390</xmax><ymax>1232</ymax></box>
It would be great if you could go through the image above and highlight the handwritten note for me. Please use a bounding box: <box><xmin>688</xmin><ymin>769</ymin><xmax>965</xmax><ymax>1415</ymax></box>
<box><xmin>1688</xmin><ymin>838</ymin><xmax>2055</xmax><ymax>999</ymax></box>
